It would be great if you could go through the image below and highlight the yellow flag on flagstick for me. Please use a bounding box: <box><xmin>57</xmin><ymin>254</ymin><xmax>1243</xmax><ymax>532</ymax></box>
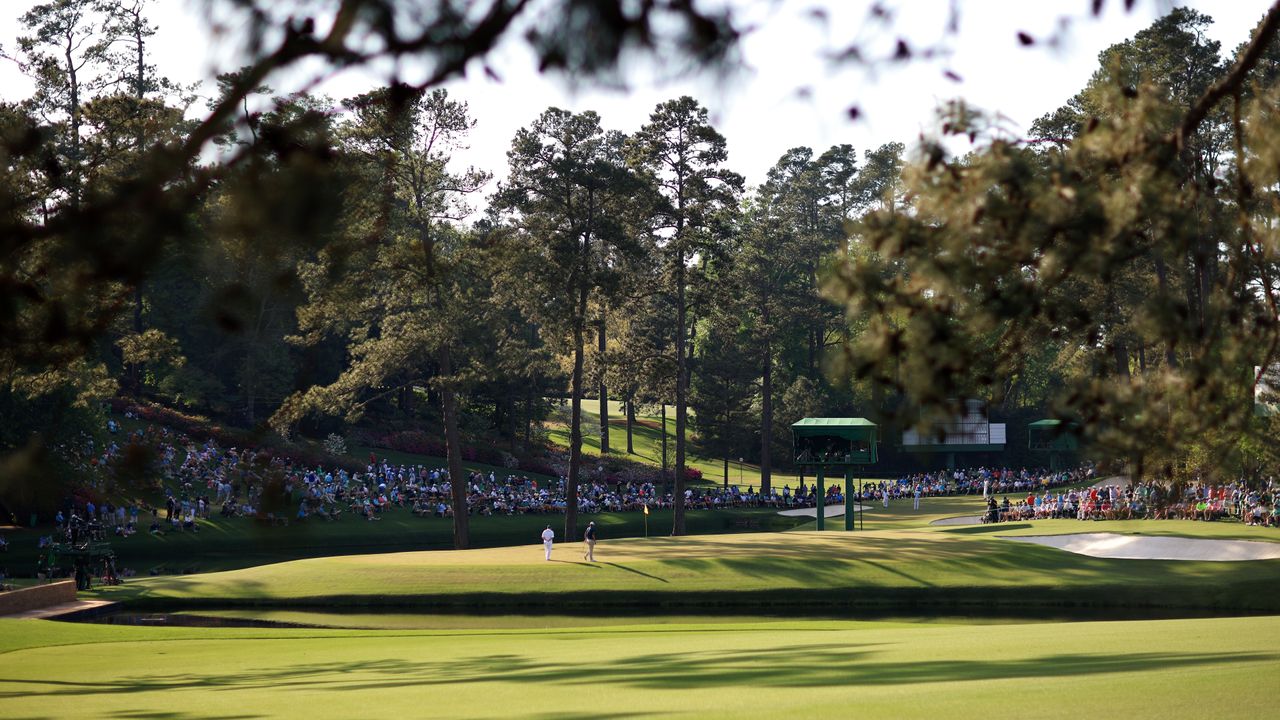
<box><xmin>643</xmin><ymin>504</ymin><xmax>649</xmax><ymax>515</ymax></box>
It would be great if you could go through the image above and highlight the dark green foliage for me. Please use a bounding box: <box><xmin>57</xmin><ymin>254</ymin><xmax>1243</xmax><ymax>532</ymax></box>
<box><xmin>9</xmin><ymin>0</ymin><xmax>1280</xmax><ymax>541</ymax></box>
<box><xmin>828</xmin><ymin>5</ymin><xmax>1280</xmax><ymax>483</ymax></box>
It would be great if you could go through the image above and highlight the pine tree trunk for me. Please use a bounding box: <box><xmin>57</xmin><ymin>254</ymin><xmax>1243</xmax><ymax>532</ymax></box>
<box><xmin>525</xmin><ymin>324</ymin><xmax>537</xmax><ymax>447</ymax></box>
<box><xmin>661</xmin><ymin>403</ymin><xmax>668</xmax><ymax>483</ymax></box>
<box><xmin>673</xmin><ymin>261</ymin><xmax>687</xmax><ymax>535</ymax></box>
<box><xmin>598</xmin><ymin>312</ymin><xmax>609</xmax><ymax>454</ymax></box>
<box><xmin>440</xmin><ymin>345</ymin><xmax>470</xmax><ymax>549</ymax></box>
<box><xmin>760</xmin><ymin>335</ymin><xmax>773</xmax><ymax>495</ymax></box>
<box><xmin>626</xmin><ymin>397</ymin><xmax>634</xmax><ymax>454</ymax></box>
<box><xmin>64</xmin><ymin>29</ymin><xmax>82</xmax><ymax>208</ymax></box>
<box><xmin>565</xmin><ymin>285</ymin><xmax>588</xmax><ymax>543</ymax></box>
<box><xmin>130</xmin><ymin>284</ymin><xmax>145</xmax><ymax>393</ymax></box>
<box><xmin>1153</xmin><ymin>253</ymin><xmax>1178</xmax><ymax>368</ymax></box>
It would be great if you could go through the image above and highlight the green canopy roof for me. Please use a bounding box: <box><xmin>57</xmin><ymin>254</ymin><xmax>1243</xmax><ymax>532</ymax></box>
<box><xmin>791</xmin><ymin>417</ymin><xmax>877</xmax><ymax>441</ymax></box>
<box><xmin>792</xmin><ymin>417</ymin><xmax>876</xmax><ymax>428</ymax></box>
<box><xmin>1028</xmin><ymin>418</ymin><xmax>1078</xmax><ymax>451</ymax></box>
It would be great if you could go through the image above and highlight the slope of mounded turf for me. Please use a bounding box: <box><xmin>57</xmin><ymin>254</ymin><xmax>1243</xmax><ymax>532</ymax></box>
<box><xmin>0</xmin><ymin>505</ymin><xmax>799</xmax><ymax>575</ymax></box>
<box><xmin>95</xmin><ymin>517</ymin><xmax>1280</xmax><ymax>611</ymax></box>
<box><xmin>544</xmin><ymin>398</ymin><xmax>813</xmax><ymax>486</ymax></box>
<box><xmin>1</xmin><ymin>615</ymin><xmax>1277</xmax><ymax>719</ymax></box>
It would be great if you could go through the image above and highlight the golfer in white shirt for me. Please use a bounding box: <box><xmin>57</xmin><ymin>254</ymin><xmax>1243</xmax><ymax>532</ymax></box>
<box><xmin>541</xmin><ymin>525</ymin><xmax>555</xmax><ymax>560</ymax></box>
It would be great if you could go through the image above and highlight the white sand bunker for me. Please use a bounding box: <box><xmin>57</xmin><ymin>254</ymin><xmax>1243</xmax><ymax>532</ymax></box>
<box><xmin>1004</xmin><ymin>532</ymin><xmax>1280</xmax><ymax>561</ymax></box>
<box><xmin>777</xmin><ymin>504</ymin><xmax>867</xmax><ymax>518</ymax></box>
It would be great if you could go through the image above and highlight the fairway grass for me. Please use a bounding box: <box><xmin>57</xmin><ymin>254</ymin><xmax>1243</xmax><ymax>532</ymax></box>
<box><xmin>13</xmin><ymin>498</ymin><xmax>1280</xmax><ymax>719</ymax></box>
<box><xmin>2</xmin><ymin>615</ymin><xmax>1277</xmax><ymax>719</ymax></box>
<box><xmin>96</xmin><ymin>515</ymin><xmax>1280</xmax><ymax>612</ymax></box>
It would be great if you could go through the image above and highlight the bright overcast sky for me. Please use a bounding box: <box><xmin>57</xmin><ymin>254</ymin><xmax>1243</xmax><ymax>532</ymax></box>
<box><xmin>0</xmin><ymin>0</ymin><xmax>1275</xmax><ymax>189</ymax></box>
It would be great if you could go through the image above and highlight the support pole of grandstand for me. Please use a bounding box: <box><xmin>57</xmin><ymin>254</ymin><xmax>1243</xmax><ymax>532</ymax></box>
<box><xmin>844</xmin><ymin>467</ymin><xmax>854</xmax><ymax>532</ymax></box>
<box><xmin>791</xmin><ymin>418</ymin><xmax>877</xmax><ymax>534</ymax></box>
<box><xmin>815</xmin><ymin>467</ymin><xmax>825</xmax><ymax>531</ymax></box>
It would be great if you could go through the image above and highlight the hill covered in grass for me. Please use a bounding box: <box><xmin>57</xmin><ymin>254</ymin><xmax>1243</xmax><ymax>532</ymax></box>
<box><xmin>97</xmin><ymin>515</ymin><xmax>1280</xmax><ymax>613</ymax></box>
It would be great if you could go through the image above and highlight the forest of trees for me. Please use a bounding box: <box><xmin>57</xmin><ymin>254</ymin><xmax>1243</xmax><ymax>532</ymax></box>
<box><xmin>5</xmin><ymin>0</ymin><xmax>1280</xmax><ymax>547</ymax></box>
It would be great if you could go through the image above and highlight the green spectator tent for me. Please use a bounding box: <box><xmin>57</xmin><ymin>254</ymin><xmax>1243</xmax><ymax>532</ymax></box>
<box><xmin>791</xmin><ymin>418</ymin><xmax>878</xmax><ymax>531</ymax></box>
<box><xmin>1028</xmin><ymin>419</ymin><xmax>1079</xmax><ymax>470</ymax></box>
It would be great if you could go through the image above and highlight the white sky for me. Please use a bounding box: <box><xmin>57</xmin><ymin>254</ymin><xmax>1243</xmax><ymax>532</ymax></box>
<box><xmin>0</xmin><ymin>0</ymin><xmax>1275</xmax><ymax>189</ymax></box>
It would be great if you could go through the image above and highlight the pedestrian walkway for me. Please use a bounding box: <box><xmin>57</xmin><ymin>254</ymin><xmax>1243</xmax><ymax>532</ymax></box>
<box><xmin>2</xmin><ymin>598</ymin><xmax>117</xmax><ymax>620</ymax></box>
<box><xmin>777</xmin><ymin>504</ymin><xmax>867</xmax><ymax>518</ymax></box>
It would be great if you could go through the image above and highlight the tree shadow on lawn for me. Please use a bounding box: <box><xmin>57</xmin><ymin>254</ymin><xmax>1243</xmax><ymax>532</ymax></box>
<box><xmin>3</xmin><ymin>643</ymin><xmax>1272</xmax><ymax>698</ymax></box>
<box><xmin>943</xmin><ymin>524</ymin><xmax>1033</xmax><ymax>535</ymax></box>
<box><xmin>488</xmin><ymin>714</ymin><xmax>659</xmax><ymax>720</ymax></box>
<box><xmin>108</xmin><ymin>707</ymin><xmax>270</xmax><ymax>712</ymax></box>
<box><xmin>657</xmin><ymin>555</ymin><xmax>941</xmax><ymax>588</ymax></box>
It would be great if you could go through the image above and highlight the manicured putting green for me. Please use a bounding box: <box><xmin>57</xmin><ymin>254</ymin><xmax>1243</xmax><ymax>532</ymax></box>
<box><xmin>1</xmin><ymin>615</ymin><xmax>1276</xmax><ymax>719</ymax></box>
<box><xmin>96</xmin><ymin>520</ymin><xmax>1280</xmax><ymax>612</ymax></box>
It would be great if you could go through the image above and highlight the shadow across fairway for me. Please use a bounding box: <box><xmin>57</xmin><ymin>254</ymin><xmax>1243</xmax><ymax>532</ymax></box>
<box><xmin>944</xmin><ymin>523</ymin><xmax>1032</xmax><ymax>535</ymax></box>
<box><xmin>504</xmin><ymin>714</ymin><xmax>660</xmax><ymax>720</ymax></box>
<box><xmin>3</xmin><ymin>644</ymin><xmax>1273</xmax><ymax>698</ymax></box>
<box><xmin>109</xmin><ymin>707</ymin><xmax>267</xmax><ymax>712</ymax></box>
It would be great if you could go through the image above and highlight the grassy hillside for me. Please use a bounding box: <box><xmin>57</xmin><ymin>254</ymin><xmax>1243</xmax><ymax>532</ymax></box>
<box><xmin>544</xmin><ymin>399</ymin><xmax>819</xmax><ymax>486</ymax></box>
<box><xmin>94</xmin><ymin>511</ymin><xmax>1280</xmax><ymax>612</ymax></box>
<box><xmin>1</xmin><ymin>506</ymin><xmax>800</xmax><ymax>575</ymax></box>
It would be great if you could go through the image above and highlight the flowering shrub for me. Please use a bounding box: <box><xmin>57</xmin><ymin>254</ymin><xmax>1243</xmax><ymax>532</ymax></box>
<box><xmin>376</xmin><ymin>430</ymin><xmax>447</xmax><ymax>457</ymax></box>
<box><xmin>109</xmin><ymin>399</ymin><xmax>363</xmax><ymax>472</ymax></box>
<box><xmin>323</xmin><ymin>433</ymin><xmax>348</xmax><ymax>457</ymax></box>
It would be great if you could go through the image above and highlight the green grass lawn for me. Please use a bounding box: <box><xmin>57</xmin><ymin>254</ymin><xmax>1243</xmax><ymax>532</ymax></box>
<box><xmin>91</xmin><ymin>500</ymin><xmax>1280</xmax><ymax>612</ymax></box>
<box><xmin>9</xmin><ymin>493</ymin><xmax>1280</xmax><ymax>719</ymax></box>
<box><xmin>0</xmin><ymin>505</ymin><xmax>800</xmax><ymax>576</ymax></box>
<box><xmin>1</xmin><ymin>614</ymin><xmax>1276</xmax><ymax>719</ymax></box>
<box><xmin>546</xmin><ymin>398</ymin><xmax>821</xmax><ymax>486</ymax></box>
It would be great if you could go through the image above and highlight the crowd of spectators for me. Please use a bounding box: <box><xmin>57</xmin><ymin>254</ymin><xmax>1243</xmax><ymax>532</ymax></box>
<box><xmin>982</xmin><ymin>477</ymin><xmax>1280</xmax><ymax>526</ymax></box>
<box><xmin>62</xmin><ymin>419</ymin><xmax>1105</xmax><ymax>525</ymax></box>
<box><xmin>48</xmin><ymin>417</ymin><xmax>1279</xmax><ymax>535</ymax></box>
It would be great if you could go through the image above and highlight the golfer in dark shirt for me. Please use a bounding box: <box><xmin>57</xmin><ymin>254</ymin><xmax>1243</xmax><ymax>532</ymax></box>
<box><xmin>583</xmin><ymin>521</ymin><xmax>597</xmax><ymax>562</ymax></box>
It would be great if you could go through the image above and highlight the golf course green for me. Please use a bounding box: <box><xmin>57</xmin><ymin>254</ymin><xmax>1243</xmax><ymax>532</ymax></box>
<box><xmin>7</xmin><ymin>497</ymin><xmax>1280</xmax><ymax>719</ymax></box>
<box><xmin>88</xmin><ymin>500</ymin><xmax>1280</xmax><ymax>612</ymax></box>
<box><xmin>2</xmin><ymin>614</ymin><xmax>1276</xmax><ymax>719</ymax></box>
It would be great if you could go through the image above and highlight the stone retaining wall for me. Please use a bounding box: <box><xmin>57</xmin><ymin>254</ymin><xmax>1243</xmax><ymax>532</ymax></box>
<box><xmin>0</xmin><ymin>580</ymin><xmax>77</xmax><ymax>616</ymax></box>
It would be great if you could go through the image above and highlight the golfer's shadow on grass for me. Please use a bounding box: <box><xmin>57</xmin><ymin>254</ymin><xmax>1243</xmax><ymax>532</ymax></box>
<box><xmin>548</xmin><ymin>560</ymin><xmax>600</xmax><ymax>567</ymax></box>
<box><xmin>548</xmin><ymin>560</ymin><xmax>668</xmax><ymax>582</ymax></box>
<box><xmin>601</xmin><ymin>561</ymin><xmax>668</xmax><ymax>583</ymax></box>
